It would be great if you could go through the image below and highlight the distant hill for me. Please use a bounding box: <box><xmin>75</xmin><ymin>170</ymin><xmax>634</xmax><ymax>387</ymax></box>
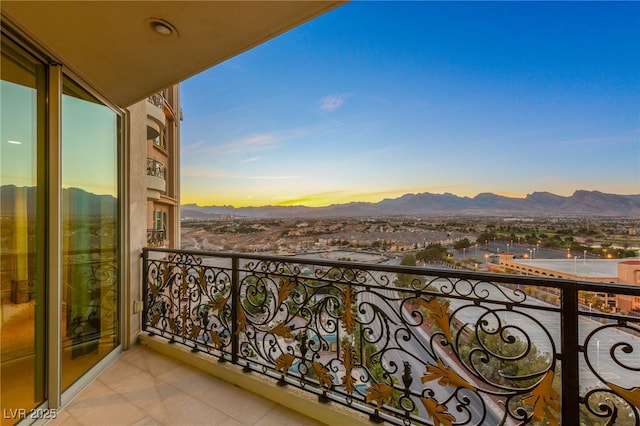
<box><xmin>1</xmin><ymin>185</ymin><xmax>116</xmax><ymax>218</ymax></box>
<box><xmin>181</xmin><ymin>190</ymin><xmax>640</xmax><ymax>219</ymax></box>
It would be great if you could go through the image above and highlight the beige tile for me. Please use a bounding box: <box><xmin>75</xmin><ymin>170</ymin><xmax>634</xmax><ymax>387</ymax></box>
<box><xmin>255</xmin><ymin>405</ymin><xmax>325</xmax><ymax>426</ymax></box>
<box><xmin>63</xmin><ymin>380</ymin><xmax>147</xmax><ymax>426</ymax></box>
<box><xmin>147</xmin><ymin>391</ymin><xmax>230</xmax><ymax>426</ymax></box>
<box><xmin>50</xmin><ymin>344</ymin><xmax>332</xmax><ymax>426</ymax></box>
<box><xmin>126</xmin><ymin>348</ymin><xmax>180</xmax><ymax>377</ymax></box>
<box><xmin>130</xmin><ymin>416</ymin><xmax>161</xmax><ymax>426</ymax></box>
<box><xmin>216</xmin><ymin>417</ymin><xmax>244</xmax><ymax>426</ymax></box>
<box><xmin>47</xmin><ymin>408</ymin><xmax>83</xmax><ymax>426</ymax></box>
<box><xmin>118</xmin><ymin>346</ymin><xmax>147</xmax><ymax>364</ymax></box>
<box><xmin>199</xmin><ymin>385</ymin><xmax>277</xmax><ymax>425</ymax></box>
<box><xmin>97</xmin><ymin>357</ymin><xmax>146</xmax><ymax>389</ymax></box>
<box><xmin>64</xmin><ymin>379</ymin><xmax>112</xmax><ymax>405</ymax></box>
<box><xmin>106</xmin><ymin>370</ymin><xmax>178</xmax><ymax>423</ymax></box>
<box><xmin>156</xmin><ymin>362</ymin><xmax>228</xmax><ymax>398</ymax></box>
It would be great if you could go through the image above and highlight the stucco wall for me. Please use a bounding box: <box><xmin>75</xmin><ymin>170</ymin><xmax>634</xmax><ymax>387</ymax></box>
<box><xmin>126</xmin><ymin>100</ymin><xmax>148</xmax><ymax>347</ymax></box>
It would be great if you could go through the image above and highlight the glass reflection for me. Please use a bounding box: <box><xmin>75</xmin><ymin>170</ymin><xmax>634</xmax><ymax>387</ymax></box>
<box><xmin>61</xmin><ymin>77</ymin><xmax>119</xmax><ymax>389</ymax></box>
<box><xmin>1</xmin><ymin>40</ymin><xmax>46</xmax><ymax>424</ymax></box>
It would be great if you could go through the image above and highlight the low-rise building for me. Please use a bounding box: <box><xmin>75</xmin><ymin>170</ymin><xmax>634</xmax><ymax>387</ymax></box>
<box><xmin>495</xmin><ymin>253</ymin><xmax>640</xmax><ymax>311</ymax></box>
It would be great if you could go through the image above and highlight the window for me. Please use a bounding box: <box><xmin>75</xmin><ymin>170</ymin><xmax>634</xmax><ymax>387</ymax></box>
<box><xmin>1</xmin><ymin>34</ymin><xmax>47</xmax><ymax>416</ymax></box>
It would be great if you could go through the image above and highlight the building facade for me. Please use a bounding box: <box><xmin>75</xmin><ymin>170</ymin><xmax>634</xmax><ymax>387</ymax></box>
<box><xmin>145</xmin><ymin>87</ymin><xmax>180</xmax><ymax>249</ymax></box>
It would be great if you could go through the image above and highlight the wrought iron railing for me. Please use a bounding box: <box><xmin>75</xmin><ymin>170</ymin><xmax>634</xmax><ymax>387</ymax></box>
<box><xmin>147</xmin><ymin>92</ymin><xmax>165</xmax><ymax>109</ymax></box>
<box><xmin>142</xmin><ymin>247</ymin><xmax>640</xmax><ymax>425</ymax></box>
<box><xmin>146</xmin><ymin>229</ymin><xmax>166</xmax><ymax>247</ymax></box>
<box><xmin>146</xmin><ymin>158</ymin><xmax>166</xmax><ymax>180</ymax></box>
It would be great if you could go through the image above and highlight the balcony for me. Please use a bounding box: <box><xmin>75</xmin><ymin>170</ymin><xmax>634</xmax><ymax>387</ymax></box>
<box><xmin>146</xmin><ymin>158</ymin><xmax>166</xmax><ymax>197</ymax></box>
<box><xmin>147</xmin><ymin>229</ymin><xmax>166</xmax><ymax>248</ymax></box>
<box><xmin>146</xmin><ymin>94</ymin><xmax>166</xmax><ymax>140</ymax></box>
<box><xmin>138</xmin><ymin>248</ymin><xmax>640</xmax><ymax>425</ymax></box>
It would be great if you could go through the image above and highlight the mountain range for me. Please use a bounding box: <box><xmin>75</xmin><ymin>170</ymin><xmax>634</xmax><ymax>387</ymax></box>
<box><xmin>3</xmin><ymin>186</ymin><xmax>637</xmax><ymax>219</ymax></box>
<box><xmin>1</xmin><ymin>185</ymin><xmax>116</xmax><ymax>217</ymax></box>
<box><xmin>182</xmin><ymin>190</ymin><xmax>640</xmax><ymax>219</ymax></box>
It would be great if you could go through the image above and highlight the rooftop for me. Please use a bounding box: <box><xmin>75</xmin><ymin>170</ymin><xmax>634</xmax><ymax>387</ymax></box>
<box><xmin>512</xmin><ymin>258</ymin><xmax>621</xmax><ymax>278</ymax></box>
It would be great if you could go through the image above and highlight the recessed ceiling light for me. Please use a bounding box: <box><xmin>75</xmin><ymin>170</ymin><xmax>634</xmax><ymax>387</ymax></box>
<box><xmin>145</xmin><ymin>18</ymin><xmax>178</xmax><ymax>39</ymax></box>
<box><xmin>8</xmin><ymin>140</ymin><xmax>22</xmax><ymax>145</ymax></box>
<box><xmin>154</xmin><ymin>23</ymin><xmax>172</xmax><ymax>35</ymax></box>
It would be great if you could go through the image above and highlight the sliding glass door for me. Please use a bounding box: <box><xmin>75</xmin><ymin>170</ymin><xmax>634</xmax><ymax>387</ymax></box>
<box><xmin>0</xmin><ymin>37</ymin><xmax>47</xmax><ymax>424</ymax></box>
<box><xmin>61</xmin><ymin>77</ymin><xmax>119</xmax><ymax>389</ymax></box>
<box><xmin>1</xmin><ymin>33</ymin><xmax>121</xmax><ymax>422</ymax></box>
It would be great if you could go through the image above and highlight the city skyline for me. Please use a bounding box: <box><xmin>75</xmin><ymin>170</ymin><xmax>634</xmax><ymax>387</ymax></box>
<box><xmin>180</xmin><ymin>1</ymin><xmax>640</xmax><ymax>208</ymax></box>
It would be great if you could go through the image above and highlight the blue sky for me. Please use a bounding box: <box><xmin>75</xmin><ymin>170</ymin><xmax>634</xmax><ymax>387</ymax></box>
<box><xmin>180</xmin><ymin>1</ymin><xmax>640</xmax><ymax>207</ymax></box>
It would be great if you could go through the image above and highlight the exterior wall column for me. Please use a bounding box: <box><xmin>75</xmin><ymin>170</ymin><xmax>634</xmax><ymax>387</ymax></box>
<box><xmin>126</xmin><ymin>100</ymin><xmax>148</xmax><ymax>347</ymax></box>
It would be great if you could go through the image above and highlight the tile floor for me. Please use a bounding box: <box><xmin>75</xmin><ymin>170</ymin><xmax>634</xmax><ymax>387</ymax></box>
<box><xmin>48</xmin><ymin>344</ymin><xmax>324</xmax><ymax>426</ymax></box>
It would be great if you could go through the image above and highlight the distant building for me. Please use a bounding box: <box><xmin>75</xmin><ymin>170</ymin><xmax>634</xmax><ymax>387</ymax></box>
<box><xmin>618</xmin><ymin>260</ymin><xmax>640</xmax><ymax>312</ymax></box>
<box><xmin>495</xmin><ymin>253</ymin><xmax>640</xmax><ymax>312</ymax></box>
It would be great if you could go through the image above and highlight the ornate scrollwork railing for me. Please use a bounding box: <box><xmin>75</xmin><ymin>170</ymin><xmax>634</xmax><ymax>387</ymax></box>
<box><xmin>146</xmin><ymin>229</ymin><xmax>165</xmax><ymax>247</ymax></box>
<box><xmin>147</xmin><ymin>92</ymin><xmax>165</xmax><ymax>109</ymax></box>
<box><xmin>146</xmin><ymin>158</ymin><xmax>166</xmax><ymax>180</ymax></box>
<box><xmin>142</xmin><ymin>248</ymin><xmax>640</xmax><ymax>425</ymax></box>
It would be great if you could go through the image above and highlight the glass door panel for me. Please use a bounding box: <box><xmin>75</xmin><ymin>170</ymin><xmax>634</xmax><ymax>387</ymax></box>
<box><xmin>0</xmin><ymin>39</ymin><xmax>46</xmax><ymax>424</ymax></box>
<box><xmin>60</xmin><ymin>77</ymin><xmax>119</xmax><ymax>390</ymax></box>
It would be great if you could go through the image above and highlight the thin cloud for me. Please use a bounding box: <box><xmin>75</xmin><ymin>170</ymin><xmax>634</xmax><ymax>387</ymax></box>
<box><xmin>319</xmin><ymin>93</ymin><xmax>349</xmax><ymax>111</ymax></box>
<box><xmin>183</xmin><ymin>165</ymin><xmax>298</xmax><ymax>181</ymax></box>
<box><xmin>248</xmin><ymin>175</ymin><xmax>299</xmax><ymax>180</ymax></box>
<box><xmin>182</xmin><ymin>165</ymin><xmax>239</xmax><ymax>179</ymax></box>
<box><xmin>183</xmin><ymin>134</ymin><xmax>278</xmax><ymax>157</ymax></box>
<box><xmin>184</xmin><ymin>128</ymin><xmax>311</xmax><ymax>158</ymax></box>
<box><xmin>240</xmin><ymin>156</ymin><xmax>260</xmax><ymax>164</ymax></box>
<box><xmin>226</xmin><ymin>134</ymin><xmax>278</xmax><ymax>153</ymax></box>
<box><xmin>555</xmin><ymin>130</ymin><xmax>639</xmax><ymax>147</ymax></box>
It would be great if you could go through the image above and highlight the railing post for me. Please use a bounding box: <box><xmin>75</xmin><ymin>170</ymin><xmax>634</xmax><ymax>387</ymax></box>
<box><xmin>141</xmin><ymin>248</ymin><xmax>148</xmax><ymax>332</ymax></box>
<box><xmin>231</xmin><ymin>256</ymin><xmax>239</xmax><ymax>364</ymax></box>
<box><xmin>560</xmin><ymin>285</ymin><xmax>579</xmax><ymax>424</ymax></box>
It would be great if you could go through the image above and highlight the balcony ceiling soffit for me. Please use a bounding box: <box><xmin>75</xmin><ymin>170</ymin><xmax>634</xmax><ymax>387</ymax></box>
<box><xmin>1</xmin><ymin>1</ymin><xmax>344</xmax><ymax>107</ymax></box>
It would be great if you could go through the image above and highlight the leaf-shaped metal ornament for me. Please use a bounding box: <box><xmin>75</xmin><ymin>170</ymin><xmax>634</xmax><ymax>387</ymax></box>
<box><xmin>210</xmin><ymin>330</ymin><xmax>223</xmax><ymax>348</ymax></box>
<box><xmin>341</xmin><ymin>343</ymin><xmax>356</xmax><ymax>394</ymax></box>
<box><xmin>180</xmin><ymin>267</ymin><xmax>189</xmax><ymax>299</ymax></box>
<box><xmin>421</xmin><ymin>359</ymin><xmax>476</xmax><ymax>391</ymax></box>
<box><xmin>341</xmin><ymin>286</ymin><xmax>356</xmax><ymax>334</ymax></box>
<box><xmin>420</xmin><ymin>397</ymin><xmax>456</xmax><ymax>426</ymax></box>
<box><xmin>270</xmin><ymin>322</ymin><xmax>294</xmax><ymax>339</ymax></box>
<box><xmin>189</xmin><ymin>325</ymin><xmax>201</xmax><ymax>340</ymax></box>
<box><xmin>275</xmin><ymin>353</ymin><xmax>296</xmax><ymax>373</ymax></box>
<box><xmin>607</xmin><ymin>382</ymin><xmax>640</xmax><ymax>409</ymax></box>
<box><xmin>150</xmin><ymin>313</ymin><xmax>161</xmax><ymax>327</ymax></box>
<box><xmin>208</xmin><ymin>295</ymin><xmax>229</xmax><ymax>313</ymax></box>
<box><xmin>521</xmin><ymin>370</ymin><xmax>559</xmax><ymax>426</ymax></box>
<box><xmin>235</xmin><ymin>301</ymin><xmax>247</xmax><ymax>335</ymax></box>
<box><xmin>419</xmin><ymin>297</ymin><xmax>452</xmax><ymax>343</ymax></box>
<box><xmin>366</xmin><ymin>383</ymin><xmax>394</xmax><ymax>409</ymax></box>
<box><xmin>313</xmin><ymin>362</ymin><xmax>333</xmax><ymax>389</ymax></box>
<box><xmin>277</xmin><ymin>278</ymin><xmax>297</xmax><ymax>306</ymax></box>
<box><xmin>179</xmin><ymin>305</ymin><xmax>189</xmax><ymax>337</ymax></box>
<box><xmin>167</xmin><ymin>317</ymin><xmax>177</xmax><ymax>333</ymax></box>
